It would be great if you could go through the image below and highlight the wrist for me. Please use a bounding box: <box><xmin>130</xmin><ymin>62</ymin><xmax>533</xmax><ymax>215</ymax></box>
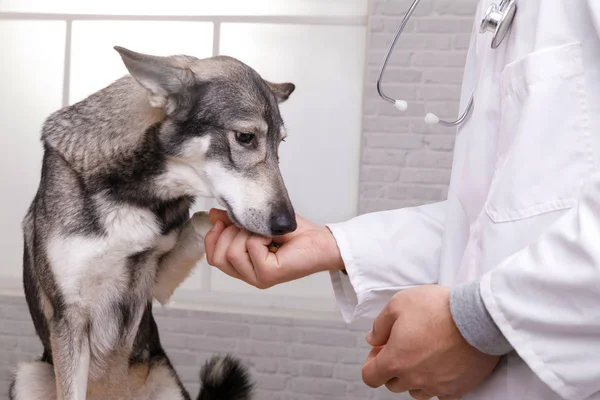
<box><xmin>449</xmin><ymin>281</ymin><xmax>513</xmax><ymax>356</ymax></box>
<box><xmin>322</xmin><ymin>226</ymin><xmax>346</xmax><ymax>272</ymax></box>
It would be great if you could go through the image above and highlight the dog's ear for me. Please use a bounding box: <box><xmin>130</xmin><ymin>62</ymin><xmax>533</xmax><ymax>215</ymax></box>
<box><xmin>266</xmin><ymin>81</ymin><xmax>295</xmax><ymax>103</ymax></box>
<box><xmin>114</xmin><ymin>46</ymin><xmax>194</xmax><ymax>113</ymax></box>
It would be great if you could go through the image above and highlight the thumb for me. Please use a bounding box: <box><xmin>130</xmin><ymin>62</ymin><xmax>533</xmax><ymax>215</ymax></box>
<box><xmin>367</xmin><ymin>299</ymin><xmax>399</xmax><ymax>347</ymax></box>
<box><xmin>208</xmin><ymin>208</ymin><xmax>232</xmax><ymax>226</ymax></box>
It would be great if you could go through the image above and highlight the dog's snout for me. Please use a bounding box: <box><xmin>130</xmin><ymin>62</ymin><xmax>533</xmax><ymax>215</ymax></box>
<box><xmin>270</xmin><ymin>207</ymin><xmax>297</xmax><ymax>236</ymax></box>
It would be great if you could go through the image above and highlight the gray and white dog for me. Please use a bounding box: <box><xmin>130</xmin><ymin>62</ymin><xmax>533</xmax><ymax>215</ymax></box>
<box><xmin>9</xmin><ymin>46</ymin><xmax>297</xmax><ymax>400</ymax></box>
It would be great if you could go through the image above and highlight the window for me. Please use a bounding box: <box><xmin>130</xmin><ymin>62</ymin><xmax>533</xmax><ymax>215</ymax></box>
<box><xmin>0</xmin><ymin>2</ymin><xmax>368</xmax><ymax>318</ymax></box>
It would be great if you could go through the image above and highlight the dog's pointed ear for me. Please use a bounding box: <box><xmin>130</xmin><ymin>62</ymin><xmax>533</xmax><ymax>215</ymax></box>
<box><xmin>266</xmin><ymin>81</ymin><xmax>295</xmax><ymax>103</ymax></box>
<box><xmin>114</xmin><ymin>46</ymin><xmax>194</xmax><ymax>112</ymax></box>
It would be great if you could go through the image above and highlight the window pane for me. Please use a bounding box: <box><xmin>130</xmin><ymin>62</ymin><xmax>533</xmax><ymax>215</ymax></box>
<box><xmin>0</xmin><ymin>0</ymin><xmax>367</xmax><ymax>17</ymax></box>
<box><xmin>220</xmin><ymin>23</ymin><xmax>366</xmax><ymax>226</ymax></box>
<box><xmin>0</xmin><ymin>20</ymin><xmax>66</xmax><ymax>283</ymax></box>
<box><xmin>212</xmin><ymin>23</ymin><xmax>367</xmax><ymax>298</ymax></box>
<box><xmin>69</xmin><ymin>21</ymin><xmax>213</xmax><ymax>104</ymax></box>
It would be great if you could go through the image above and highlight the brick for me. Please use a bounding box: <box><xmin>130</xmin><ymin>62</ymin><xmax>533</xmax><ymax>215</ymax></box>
<box><xmin>422</xmin><ymin>100</ymin><xmax>462</xmax><ymax>119</ymax></box>
<box><xmin>300</xmin><ymin>362</ymin><xmax>334</xmax><ymax>378</ymax></box>
<box><xmin>237</xmin><ymin>339</ymin><xmax>289</xmax><ymax>357</ymax></box>
<box><xmin>366</xmin><ymin>67</ymin><xmax>421</xmax><ymax>85</ymax></box>
<box><xmin>290</xmin><ymin>378</ymin><xmax>347</xmax><ymax>396</ymax></box>
<box><xmin>363</xmin><ymin>116</ymin><xmax>410</xmax><ymax>132</ymax></box>
<box><xmin>409</xmin><ymin>118</ymin><xmax>449</xmax><ymax>134</ymax></box>
<box><xmin>251</xmin><ymin>357</ymin><xmax>279</xmax><ymax>373</ymax></box>
<box><xmin>361</xmin><ymin>149</ymin><xmax>407</xmax><ymax>166</ymax></box>
<box><xmin>337</xmin><ymin>348</ymin><xmax>368</xmax><ymax>364</ymax></box>
<box><xmin>0</xmin><ymin>320</ymin><xmax>35</xmax><ymax>336</ymax></box>
<box><xmin>290</xmin><ymin>344</ymin><xmax>337</xmax><ymax>363</ymax></box>
<box><xmin>187</xmin><ymin>384</ymin><xmax>201</xmax><ymax>397</ymax></box>
<box><xmin>416</xmin><ymin>85</ymin><xmax>462</xmax><ymax>101</ymax></box>
<box><xmin>255</xmin><ymin>373</ymin><xmax>290</xmax><ymax>391</ymax></box>
<box><xmin>415</xmin><ymin>18</ymin><xmax>475</xmax><ymax>34</ymax></box>
<box><xmin>395</xmin><ymin>34</ymin><xmax>452</xmax><ymax>50</ymax></box>
<box><xmin>167</xmin><ymin>350</ymin><xmax>197</xmax><ymax>366</ymax></box>
<box><xmin>374</xmin><ymin>0</ymin><xmax>433</xmax><ymax>17</ymax></box>
<box><xmin>176</xmin><ymin>365</ymin><xmax>201</xmax><ymax>384</ymax></box>
<box><xmin>333</xmin><ymin>364</ymin><xmax>361</xmax><ymax>381</ymax></box>
<box><xmin>384</xmin><ymin>17</ymin><xmax>417</xmax><ymax>33</ymax></box>
<box><xmin>159</xmin><ymin>332</ymin><xmax>190</xmax><ymax>350</ymax></box>
<box><xmin>434</xmin><ymin>0</ymin><xmax>478</xmax><ymax>16</ymax></box>
<box><xmin>360</xmin><ymin>166</ymin><xmax>401</xmax><ymax>183</ymax></box>
<box><xmin>406</xmin><ymin>151</ymin><xmax>454</xmax><ymax>168</ymax></box>
<box><xmin>277</xmin><ymin>359</ymin><xmax>301</xmax><ymax>376</ymax></box>
<box><xmin>422</xmin><ymin>68</ymin><xmax>465</xmax><ymax>84</ymax></box>
<box><xmin>371</xmin><ymin>84</ymin><xmax>418</xmax><ymax>102</ymax></box>
<box><xmin>347</xmin><ymin>382</ymin><xmax>377</xmax><ymax>398</ymax></box>
<box><xmin>360</xmin><ymin>183</ymin><xmax>387</xmax><ymax>199</ymax></box>
<box><xmin>253</xmin><ymin>390</ymin><xmax>284</xmax><ymax>400</ymax></box>
<box><xmin>425</xmin><ymin>134</ymin><xmax>456</xmax><ymax>151</ymax></box>
<box><xmin>184</xmin><ymin>336</ymin><xmax>237</xmax><ymax>353</ymax></box>
<box><xmin>388</xmin><ymin>184</ymin><xmax>445</xmax><ymax>201</ymax></box>
<box><xmin>368</xmin><ymin>16</ymin><xmax>385</xmax><ymax>32</ymax></box>
<box><xmin>367</xmin><ymin>49</ymin><xmax>412</xmax><ymax>67</ymax></box>
<box><xmin>400</xmin><ymin>168</ymin><xmax>452</xmax><ymax>184</ymax></box>
<box><xmin>300</xmin><ymin>329</ymin><xmax>356</xmax><ymax>347</ymax></box>
<box><xmin>412</xmin><ymin>51</ymin><xmax>468</xmax><ymax>67</ymax></box>
<box><xmin>250</xmin><ymin>325</ymin><xmax>297</xmax><ymax>342</ymax></box>
<box><xmin>203</xmin><ymin>321</ymin><xmax>250</xmax><ymax>338</ymax></box>
<box><xmin>378</xmin><ymin>101</ymin><xmax>426</xmax><ymax>118</ymax></box>
<box><xmin>365</xmin><ymin>133</ymin><xmax>423</xmax><ymax>150</ymax></box>
<box><xmin>292</xmin><ymin>318</ymin><xmax>347</xmax><ymax>330</ymax></box>
<box><xmin>453</xmin><ymin>33</ymin><xmax>472</xmax><ymax>50</ymax></box>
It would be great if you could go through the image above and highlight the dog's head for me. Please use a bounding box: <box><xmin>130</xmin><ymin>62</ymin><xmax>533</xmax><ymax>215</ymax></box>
<box><xmin>115</xmin><ymin>46</ymin><xmax>297</xmax><ymax>236</ymax></box>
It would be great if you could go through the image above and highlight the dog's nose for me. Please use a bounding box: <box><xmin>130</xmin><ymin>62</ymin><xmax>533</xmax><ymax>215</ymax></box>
<box><xmin>270</xmin><ymin>209</ymin><xmax>297</xmax><ymax>236</ymax></box>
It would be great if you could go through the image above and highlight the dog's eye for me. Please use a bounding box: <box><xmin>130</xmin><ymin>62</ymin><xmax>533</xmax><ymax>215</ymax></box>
<box><xmin>236</xmin><ymin>132</ymin><xmax>255</xmax><ymax>145</ymax></box>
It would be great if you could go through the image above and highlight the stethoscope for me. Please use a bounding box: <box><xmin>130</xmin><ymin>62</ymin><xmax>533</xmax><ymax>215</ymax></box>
<box><xmin>376</xmin><ymin>0</ymin><xmax>517</xmax><ymax>127</ymax></box>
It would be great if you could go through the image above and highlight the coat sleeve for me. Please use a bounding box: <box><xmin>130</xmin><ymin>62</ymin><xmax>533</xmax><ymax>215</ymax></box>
<box><xmin>326</xmin><ymin>201</ymin><xmax>446</xmax><ymax>322</ymax></box>
<box><xmin>480</xmin><ymin>171</ymin><xmax>600</xmax><ymax>400</ymax></box>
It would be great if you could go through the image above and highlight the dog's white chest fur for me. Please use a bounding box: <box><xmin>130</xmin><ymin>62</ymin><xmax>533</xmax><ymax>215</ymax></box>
<box><xmin>47</xmin><ymin>204</ymin><xmax>175</xmax><ymax>304</ymax></box>
<box><xmin>46</xmin><ymin>203</ymin><xmax>178</xmax><ymax>377</ymax></box>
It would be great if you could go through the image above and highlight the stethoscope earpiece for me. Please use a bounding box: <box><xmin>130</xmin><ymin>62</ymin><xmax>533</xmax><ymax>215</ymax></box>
<box><xmin>377</xmin><ymin>0</ymin><xmax>517</xmax><ymax>127</ymax></box>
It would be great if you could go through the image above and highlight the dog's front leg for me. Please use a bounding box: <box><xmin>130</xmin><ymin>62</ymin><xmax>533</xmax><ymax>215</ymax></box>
<box><xmin>154</xmin><ymin>211</ymin><xmax>212</xmax><ymax>304</ymax></box>
<box><xmin>50</xmin><ymin>316</ymin><xmax>90</xmax><ymax>400</ymax></box>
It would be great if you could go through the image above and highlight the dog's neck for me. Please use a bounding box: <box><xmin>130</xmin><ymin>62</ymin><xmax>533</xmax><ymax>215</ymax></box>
<box><xmin>40</xmin><ymin>76</ymin><xmax>212</xmax><ymax>207</ymax></box>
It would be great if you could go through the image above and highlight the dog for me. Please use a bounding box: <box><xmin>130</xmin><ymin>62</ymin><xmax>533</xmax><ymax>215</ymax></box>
<box><xmin>9</xmin><ymin>46</ymin><xmax>297</xmax><ymax>400</ymax></box>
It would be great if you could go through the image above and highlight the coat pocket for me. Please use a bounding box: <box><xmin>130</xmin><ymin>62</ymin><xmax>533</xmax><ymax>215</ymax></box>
<box><xmin>485</xmin><ymin>42</ymin><xmax>593</xmax><ymax>223</ymax></box>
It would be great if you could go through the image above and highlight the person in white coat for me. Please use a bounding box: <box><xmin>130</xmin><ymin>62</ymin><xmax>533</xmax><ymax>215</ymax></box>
<box><xmin>204</xmin><ymin>1</ymin><xmax>600</xmax><ymax>399</ymax></box>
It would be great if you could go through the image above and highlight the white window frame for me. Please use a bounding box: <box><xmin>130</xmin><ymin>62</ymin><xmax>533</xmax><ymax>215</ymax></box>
<box><xmin>0</xmin><ymin>10</ymin><xmax>367</xmax><ymax>320</ymax></box>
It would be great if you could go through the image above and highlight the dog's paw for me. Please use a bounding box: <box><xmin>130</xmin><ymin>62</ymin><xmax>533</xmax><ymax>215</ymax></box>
<box><xmin>190</xmin><ymin>211</ymin><xmax>213</xmax><ymax>238</ymax></box>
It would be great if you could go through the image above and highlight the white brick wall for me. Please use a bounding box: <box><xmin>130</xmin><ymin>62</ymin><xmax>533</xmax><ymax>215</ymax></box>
<box><xmin>0</xmin><ymin>1</ymin><xmax>479</xmax><ymax>398</ymax></box>
<box><xmin>0</xmin><ymin>294</ymin><xmax>409</xmax><ymax>399</ymax></box>
<box><xmin>360</xmin><ymin>0</ymin><xmax>478</xmax><ymax>214</ymax></box>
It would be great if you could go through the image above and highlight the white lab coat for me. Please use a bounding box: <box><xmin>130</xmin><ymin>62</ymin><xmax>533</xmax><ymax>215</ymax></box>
<box><xmin>328</xmin><ymin>1</ymin><xmax>600</xmax><ymax>399</ymax></box>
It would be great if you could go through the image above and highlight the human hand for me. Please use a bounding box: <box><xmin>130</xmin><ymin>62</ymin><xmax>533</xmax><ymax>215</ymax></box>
<box><xmin>204</xmin><ymin>208</ymin><xmax>344</xmax><ymax>289</ymax></box>
<box><xmin>362</xmin><ymin>285</ymin><xmax>500</xmax><ymax>400</ymax></box>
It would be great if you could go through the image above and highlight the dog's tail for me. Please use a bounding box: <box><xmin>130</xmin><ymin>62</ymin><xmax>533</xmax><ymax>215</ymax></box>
<box><xmin>197</xmin><ymin>355</ymin><xmax>253</xmax><ymax>400</ymax></box>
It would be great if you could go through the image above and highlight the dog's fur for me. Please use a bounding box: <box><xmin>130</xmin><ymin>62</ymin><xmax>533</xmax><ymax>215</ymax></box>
<box><xmin>10</xmin><ymin>46</ymin><xmax>297</xmax><ymax>400</ymax></box>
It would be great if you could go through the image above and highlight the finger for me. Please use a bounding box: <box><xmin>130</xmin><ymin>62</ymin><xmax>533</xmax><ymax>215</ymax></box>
<box><xmin>204</xmin><ymin>220</ymin><xmax>226</xmax><ymax>265</ymax></box>
<box><xmin>362</xmin><ymin>345</ymin><xmax>396</xmax><ymax>388</ymax></box>
<box><xmin>246</xmin><ymin>234</ymin><xmax>279</xmax><ymax>285</ymax></box>
<box><xmin>209</xmin><ymin>225</ymin><xmax>241</xmax><ymax>276</ymax></box>
<box><xmin>366</xmin><ymin>346</ymin><xmax>383</xmax><ymax>362</ymax></box>
<box><xmin>205</xmin><ymin>223</ymin><xmax>245</xmax><ymax>281</ymax></box>
<box><xmin>367</xmin><ymin>298</ymin><xmax>400</xmax><ymax>347</ymax></box>
<box><xmin>208</xmin><ymin>208</ymin><xmax>233</xmax><ymax>226</ymax></box>
<box><xmin>226</xmin><ymin>229</ymin><xmax>258</xmax><ymax>285</ymax></box>
<box><xmin>408</xmin><ymin>389</ymin><xmax>434</xmax><ymax>400</ymax></box>
<box><xmin>383</xmin><ymin>378</ymin><xmax>412</xmax><ymax>394</ymax></box>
